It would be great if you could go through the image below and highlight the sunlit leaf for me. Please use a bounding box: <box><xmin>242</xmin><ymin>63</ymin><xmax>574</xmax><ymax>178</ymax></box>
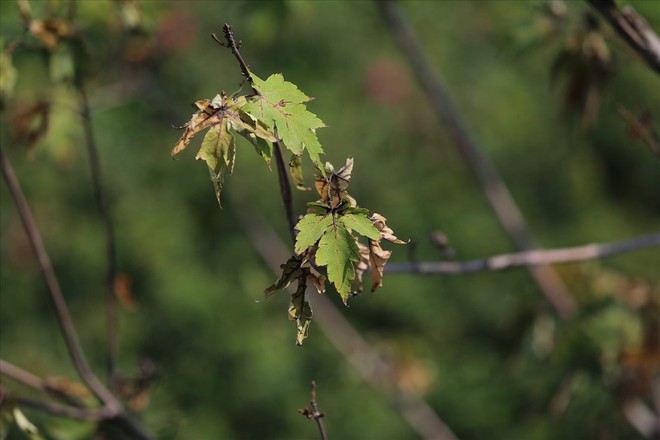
<box><xmin>243</xmin><ymin>73</ymin><xmax>325</xmax><ymax>162</ymax></box>
<box><xmin>339</xmin><ymin>213</ymin><xmax>380</xmax><ymax>240</ymax></box>
<box><xmin>294</xmin><ymin>213</ymin><xmax>333</xmax><ymax>255</ymax></box>
<box><xmin>13</xmin><ymin>408</ymin><xmax>43</xmax><ymax>440</ymax></box>
<box><xmin>315</xmin><ymin>224</ymin><xmax>359</xmax><ymax>302</ymax></box>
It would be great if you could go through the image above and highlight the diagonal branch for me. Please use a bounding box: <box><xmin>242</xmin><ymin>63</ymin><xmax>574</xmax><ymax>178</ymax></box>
<box><xmin>377</xmin><ymin>0</ymin><xmax>577</xmax><ymax>318</ymax></box>
<box><xmin>586</xmin><ymin>0</ymin><xmax>660</xmax><ymax>74</ymax></box>
<box><xmin>299</xmin><ymin>381</ymin><xmax>328</xmax><ymax>440</ymax></box>
<box><xmin>0</xmin><ymin>146</ymin><xmax>118</xmax><ymax>413</ymax></box>
<box><xmin>385</xmin><ymin>233</ymin><xmax>660</xmax><ymax>274</ymax></box>
<box><xmin>0</xmin><ymin>360</ymin><xmax>47</xmax><ymax>393</ymax></box>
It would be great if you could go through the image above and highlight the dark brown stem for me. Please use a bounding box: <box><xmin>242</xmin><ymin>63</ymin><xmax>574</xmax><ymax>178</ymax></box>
<box><xmin>75</xmin><ymin>77</ymin><xmax>119</xmax><ymax>388</ymax></box>
<box><xmin>0</xmin><ymin>147</ymin><xmax>118</xmax><ymax>413</ymax></box>
<box><xmin>213</xmin><ymin>23</ymin><xmax>255</xmax><ymax>91</ymax></box>
<box><xmin>586</xmin><ymin>0</ymin><xmax>660</xmax><ymax>74</ymax></box>
<box><xmin>273</xmin><ymin>141</ymin><xmax>296</xmax><ymax>243</ymax></box>
<box><xmin>385</xmin><ymin>233</ymin><xmax>660</xmax><ymax>274</ymax></box>
<box><xmin>377</xmin><ymin>0</ymin><xmax>577</xmax><ymax>318</ymax></box>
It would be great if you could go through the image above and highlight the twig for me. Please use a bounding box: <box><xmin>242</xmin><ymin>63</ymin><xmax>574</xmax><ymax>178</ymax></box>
<box><xmin>299</xmin><ymin>381</ymin><xmax>328</xmax><ymax>440</ymax></box>
<box><xmin>377</xmin><ymin>0</ymin><xmax>577</xmax><ymax>318</ymax></box>
<box><xmin>273</xmin><ymin>141</ymin><xmax>296</xmax><ymax>244</ymax></box>
<box><xmin>236</xmin><ymin>205</ymin><xmax>459</xmax><ymax>440</ymax></box>
<box><xmin>0</xmin><ymin>147</ymin><xmax>118</xmax><ymax>413</ymax></box>
<box><xmin>586</xmin><ymin>0</ymin><xmax>660</xmax><ymax>74</ymax></box>
<box><xmin>385</xmin><ymin>233</ymin><xmax>660</xmax><ymax>274</ymax></box>
<box><xmin>75</xmin><ymin>76</ymin><xmax>119</xmax><ymax>389</ymax></box>
<box><xmin>213</xmin><ymin>23</ymin><xmax>254</xmax><ymax>89</ymax></box>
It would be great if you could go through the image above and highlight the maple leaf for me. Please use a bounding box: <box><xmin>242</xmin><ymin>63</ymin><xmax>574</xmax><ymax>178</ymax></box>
<box><xmin>367</xmin><ymin>213</ymin><xmax>406</xmax><ymax>292</ymax></box>
<box><xmin>294</xmin><ymin>213</ymin><xmax>334</xmax><ymax>255</ymax></box>
<box><xmin>196</xmin><ymin>118</ymin><xmax>236</xmax><ymax>207</ymax></box>
<box><xmin>242</xmin><ymin>73</ymin><xmax>325</xmax><ymax>163</ymax></box>
<box><xmin>265</xmin><ymin>255</ymin><xmax>303</xmax><ymax>297</ymax></box>
<box><xmin>171</xmin><ymin>97</ymin><xmax>224</xmax><ymax>158</ymax></box>
<box><xmin>315</xmin><ymin>224</ymin><xmax>360</xmax><ymax>303</ymax></box>
<box><xmin>338</xmin><ymin>213</ymin><xmax>379</xmax><ymax>240</ymax></box>
<box><xmin>289</xmin><ymin>154</ymin><xmax>308</xmax><ymax>190</ymax></box>
<box><xmin>289</xmin><ymin>276</ymin><xmax>312</xmax><ymax>346</ymax></box>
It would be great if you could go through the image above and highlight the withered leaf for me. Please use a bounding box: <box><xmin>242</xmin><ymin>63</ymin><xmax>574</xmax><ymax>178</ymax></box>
<box><xmin>265</xmin><ymin>255</ymin><xmax>303</xmax><ymax>297</ymax></box>
<box><xmin>289</xmin><ymin>276</ymin><xmax>312</xmax><ymax>345</ymax></box>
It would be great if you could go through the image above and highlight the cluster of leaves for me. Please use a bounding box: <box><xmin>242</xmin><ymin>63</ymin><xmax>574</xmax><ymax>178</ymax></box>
<box><xmin>170</xmin><ymin>71</ymin><xmax>323</xmax><ymax>206</ymax></box>
<box><xmin>266</xmin><ymin>158</ymin><xmax>405</xmax><ymax>345</ymax></box>
<box><xmin>170</xmin><ymin>58</ymin><xmax>404</xmax><ymax>344</ymax></box>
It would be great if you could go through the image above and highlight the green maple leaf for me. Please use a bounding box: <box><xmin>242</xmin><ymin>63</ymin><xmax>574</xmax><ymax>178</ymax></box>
<box><xmin>294</xmin><ymin>213</ymin><xmax>334</xmax><ymax>255</ymax></box>
<box><xmin>243</xmin><ymin>73</ymin><xmax>325</xmax><ymax>163</ymax></box>
<box><xmin>338</xmin><ymin>213</ymin><xmax>380</xmax><ymax>240</ymax></box>
<box><xmin>315</xmin><ymin>225</ymin><xmax>360</xmax><ymax>302</ymax></box>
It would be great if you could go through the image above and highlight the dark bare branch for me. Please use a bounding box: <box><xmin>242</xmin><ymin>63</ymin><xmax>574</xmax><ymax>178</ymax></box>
<box><xmin>213</xmin><ymin>23</ymin><xmax>255</xmax><ymax>91</ymax></box>
<box><xmin>377</xmin><ymin>0</ymin><xmax>577</xmax><ymax>318</ymax></box>
<box><xmin>0</xmin><ymin>147</ymin><xmax>118</xmax><ymax>413</ymax></box>
<box><xmin>385</xmin><ymin>233</ymin><xmax>660</xmax><ymax>274</ymax></box>
<box><xmin>586</xmin><ymin>0</ymin><xmax>660</xmax><ymax>74</ymax></box>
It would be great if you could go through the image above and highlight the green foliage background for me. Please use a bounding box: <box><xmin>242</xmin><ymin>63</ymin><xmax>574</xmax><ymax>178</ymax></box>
<box><xmin>1</xmin><ymin>1</ymin><xmax>658</xmax><ymax>439</ymax></box>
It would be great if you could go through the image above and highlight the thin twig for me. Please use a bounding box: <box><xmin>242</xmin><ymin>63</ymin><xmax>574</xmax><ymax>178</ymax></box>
<box><xmin>0</xmin><ymin>147</ymin><xmax>118</xmax><ymax>414</ymax></box>
<box><xmin>586</xmin><ymin>0</ymin><xmax>660</xmax><ymax>74</ymax></box>
<box><xmin>213</xmin><ymin>23</ymin><xmax>255</xmax><ymax>90</ymax></box>
<box><xmin>75</xmin><ymin>76</ymin><xmax>119</xmax><ymax>389</ymax></box>
<box><xmin>377</xmin><ymin>0</ymin><xmax>577</xmax><ymax>318</ymax></box>
<box><xmin>385</xmin><ymin>233</ymin><xmax>660</xmax><ymax>274</ymax></box>
<box><xmin>299</xmin><ymin>381</ymin><xmax>328</xmax><ymax>440</ymax></box>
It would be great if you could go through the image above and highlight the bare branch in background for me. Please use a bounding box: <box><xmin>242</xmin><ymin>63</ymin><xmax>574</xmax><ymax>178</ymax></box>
<box><xmin>299</xmin><ymin>381</ymin><xmax>328</xmax><ymax>440</ymax></box>
<box><xmin>377</xmin><ymin>0</ymin><xmax>577</xmax><ymax>318</ymax></box>
<box><xmin>1</xmin><ymin>147</ymin><xmax>117</xmax><ymax>411</ymax></box>
<box><xmin>586</xmin><ymin>0</ymin><xmax>660</xmax><ymax>74</ymax></box>
<box><xmin>385</xmin><ymin>233</ymin><xmax>660</xmax><ymax>274</ymax></box>
<box><xmin>0</xmin><ymin>147</ymin><xmax>151</xmax><ymax>440</ymax></box>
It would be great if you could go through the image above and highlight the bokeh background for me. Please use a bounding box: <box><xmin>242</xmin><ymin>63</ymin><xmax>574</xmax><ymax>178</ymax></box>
<box><xmin>1</xmin><ymin>1</ymin><xmax>658</xmax><ymax>439</ymax></box>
